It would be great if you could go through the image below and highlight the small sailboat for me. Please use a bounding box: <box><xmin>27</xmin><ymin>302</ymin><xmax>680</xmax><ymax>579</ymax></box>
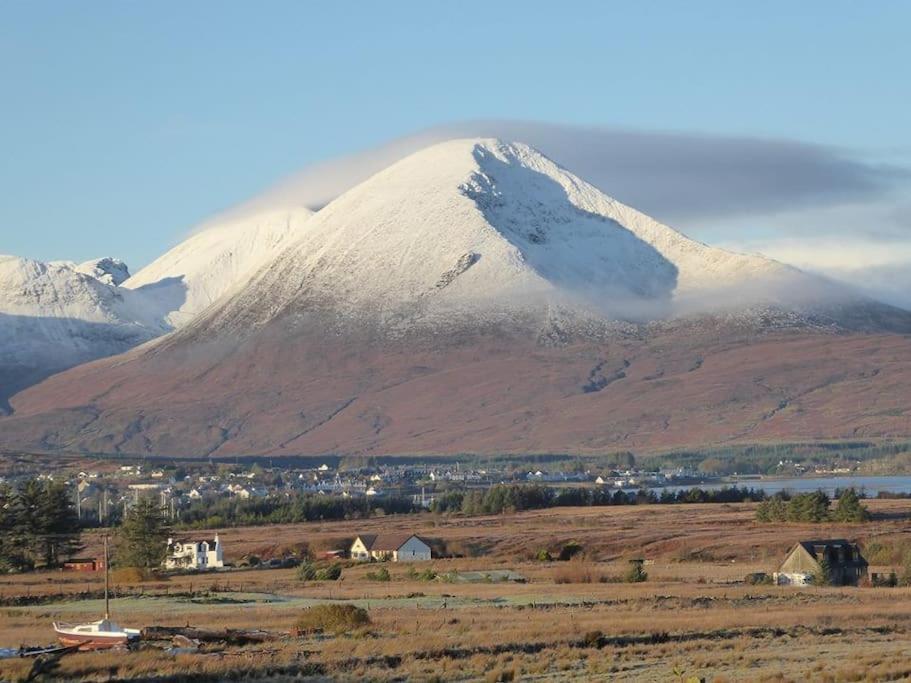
<box><xmin>54</xmin><ymin>535</ymin><xmax>141</xmax><ymax>650</ymax></box>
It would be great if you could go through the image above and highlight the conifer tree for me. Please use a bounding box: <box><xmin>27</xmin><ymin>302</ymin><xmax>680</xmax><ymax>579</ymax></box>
<box><xmin>117</xmin><ymin>497</ymin><xmax>171</xmax><ymax>569</ymax></box>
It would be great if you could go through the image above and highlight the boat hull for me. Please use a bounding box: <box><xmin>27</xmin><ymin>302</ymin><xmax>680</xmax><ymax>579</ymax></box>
<box><xmin>53</xmin><ymin>623</ymin><xmax>139</xmax><ymax>650</ymax></box>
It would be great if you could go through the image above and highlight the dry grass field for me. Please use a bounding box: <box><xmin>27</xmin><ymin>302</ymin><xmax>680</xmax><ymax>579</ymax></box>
<box><xmin>3</xmin><ymin>501</ymin><xmax>911</xmax><ymax>681</ymax></box>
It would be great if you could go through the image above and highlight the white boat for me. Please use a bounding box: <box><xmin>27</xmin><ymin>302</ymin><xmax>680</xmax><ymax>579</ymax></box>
<box><xmin>54</xmin><ymin>535</ymin><xmax>140</xmax><ymax>650</ymax></box>
<box><xmin>52</xmin><ymin>619</ymin><xmax>140</xmax><ymax>649</ymax></box>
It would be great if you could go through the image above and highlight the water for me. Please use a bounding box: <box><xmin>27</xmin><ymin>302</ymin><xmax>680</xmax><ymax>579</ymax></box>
<box><xmin>660</xmin><ymin>475</ymin><xmax>911</xmax><ymax>497</ymax></box>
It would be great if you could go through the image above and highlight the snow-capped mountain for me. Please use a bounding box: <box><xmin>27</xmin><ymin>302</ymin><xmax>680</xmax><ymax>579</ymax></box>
<box><xmin>0</xmin><ymin>207</ymin><xmax>310</xmax><ymax>411</ymax></box>
<box><xmin>184</xmin><ymin>139</ymin><xmax>863</xmax><ymax>342</ymax></box>
<box><xmin>0</xmin><ymin>254</ymin><xmax>165</xmax><ymax>411</ymax></box>
<box><xmin>3</xmin><ymin>138</ymin><xmax>909</xmax><ymax>456</ymax></box>
<box><xmin>123</xmin><ymin>207</ymin><xmax>312</xmax><ymax>328</ymax></box>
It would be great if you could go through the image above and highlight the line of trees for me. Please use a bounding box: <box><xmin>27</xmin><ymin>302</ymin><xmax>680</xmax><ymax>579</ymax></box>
<box><xmin>171</xmin><ymin>485</ymin><xmax>769</xmax><ymax>529</ymax></box>
<box><xmin>755</xmin><ymin>488</ymin><xmax>870</xmax><ymax>523</ymax></box>
<box><xmin>0</xmin><ymin>480</ymin><xmax>82</xmax><ymax>571</ymax></box>
<box><xmin>176</xmin><ymin>493</ymin><xmax>418</xmax><ymax>529</ymax></box>
<box><xmin>430</xmin><ymin>484</ymin><xmax>767</xmax><ymax>515</ymax></box>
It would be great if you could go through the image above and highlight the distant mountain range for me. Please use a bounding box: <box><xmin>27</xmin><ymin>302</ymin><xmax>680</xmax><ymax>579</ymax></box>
<box><xmin>2</xmin><ymin>139</ymin><xmax>909</xmax><ymax>455</ymax></box>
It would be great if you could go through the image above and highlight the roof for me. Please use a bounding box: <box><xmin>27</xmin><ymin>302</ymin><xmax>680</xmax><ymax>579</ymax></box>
<box><xmin>355</xmin><ymin>533</ymin><xmax>426</xmax><ymax>551</ymax></box>
<box><xmin>794</xmin><ymin>539</ymin><xmax>868</xmax><ymax>566</ymax></box>
<box><xmin>169</xmin><ymin>536</ymin><xmax>218</xmax><ymax>546</ymax></box>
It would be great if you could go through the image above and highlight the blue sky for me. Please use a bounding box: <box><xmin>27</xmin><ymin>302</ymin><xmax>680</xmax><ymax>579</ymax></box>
<box><xmin>1</xmin><ymin>1</ymin><xmax>910</xmax><ymax>300</ymax></box>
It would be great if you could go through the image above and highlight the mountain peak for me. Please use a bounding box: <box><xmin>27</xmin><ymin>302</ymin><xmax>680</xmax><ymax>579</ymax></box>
<box><xmin>178</xmin><ymin>137</ymin><xmax>832</xmax><ymax>341</ymax></box>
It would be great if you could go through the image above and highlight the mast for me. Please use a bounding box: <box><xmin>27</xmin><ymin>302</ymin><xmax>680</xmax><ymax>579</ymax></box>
<box><xmin>103</xmin><ymin>534</ymin><xmax>110</xmax><ymax>620</ymax></box>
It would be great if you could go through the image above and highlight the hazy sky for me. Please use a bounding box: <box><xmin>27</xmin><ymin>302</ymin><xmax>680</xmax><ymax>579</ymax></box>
<box><xmin>1</xmin><ymin>2</ymin><xmax>909</xmax><ymax>303</ymax></box>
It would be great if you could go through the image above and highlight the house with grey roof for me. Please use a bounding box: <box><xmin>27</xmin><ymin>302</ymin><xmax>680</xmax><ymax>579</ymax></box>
<box><xmin>774</xmin><ymin>539</ymin><xmax>868</xmax><ymax>586</ymax></box>
<box><xmin>350</xmin><ymin>534</ymin><xmax>431</xmax><ymax>562</ymax></box>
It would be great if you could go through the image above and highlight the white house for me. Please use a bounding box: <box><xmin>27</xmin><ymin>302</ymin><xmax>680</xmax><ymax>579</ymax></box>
<box><xmin>350</xmin><ymin>534</ymin><xmax>432</xmax><ymax>562</ymax></box>
<box><xmin>165</xmin><ymin>533</ymin><xmax>224</xmax><ymax>570</ymax></box>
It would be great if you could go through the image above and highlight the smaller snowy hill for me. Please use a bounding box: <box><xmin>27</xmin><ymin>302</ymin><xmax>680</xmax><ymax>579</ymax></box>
<box><xmin>0</xmin><ymin>254</ymin><xmax>166</xmax><ymax>411</ymax></box>
<box><xmin>74</xmin><ymin>257</ymin><xmax>131</xmax><ymax>285</ymax></box>
<box><xmin>124</xmin><ymin>207</ymin><xmax>312</xmax><ymax>327</ymax></box>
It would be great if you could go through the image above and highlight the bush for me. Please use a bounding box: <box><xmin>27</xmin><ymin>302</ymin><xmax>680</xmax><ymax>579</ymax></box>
<box><xmin>366</xmin><ymin>566</ymin><xmax>391</xmax><ymax>581</ymax></box>
<box><xmin>558</xmin><ymin>541</ymin><xmax>584</xmax><ymax>562</ymax></box>
<box><xmin>314</xmin><ymin>563</ymin><xmax>343</xmax><ymax>581</ymax></box>
<box><xmin>111</xmin><ymin>566</ymin><xmax>153</xmax><ymax>585</ymax></box>
<box><xmin>295</xmin><ymin>604</ymin><xmax>370</xmax><ymax>635</ymax></box>
<box><xmin>296</xmin><ymin>561</ymin><xmax>317</xmax><ymax>581</ymax></box>
<box><xmin>582</xmin><ymin>629</ymin><xmax>604</xmax><ymax>647</ymax></box>
<box><xmin>534</xmin><ymin>549</ymin><xmax>553</xmax><ymax>562</ymax></box>
<box><xmin>406</xmin><ymin>565</ymin><xmax>438</xmax><ymax>582</ymax></box>
<box><xmin>745</xmin><ymin>572</ymin><xmax>773</xmax><ymax>586</ymax></box>
<box><xmin>417</xmin><ymin>567</ymin><xmax>437</xmax><ymax>582</ymax></box>
<box><xmin>624</xmin><ymin>559</ymin><xmax>648</xmax><ymax>583</ymax></box>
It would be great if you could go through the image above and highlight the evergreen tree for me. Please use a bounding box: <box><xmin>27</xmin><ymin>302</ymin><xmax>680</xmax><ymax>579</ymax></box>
<box><xmin>755</xmin><ymin>496</ymin><xmax>787</xmax><ymax>523</ymax></box>
<box><xmin>117</xmin><ymin>497</ymin><xmax>171</xmax><ymax>569</ymax></box>
<box><xmin>786</xmin><ymin>491</ymin><xmax>831</xmax><ymax>523</ymax></box>
<box><xmin>813</xmin><ymin>556</ymin><xmax>833</xmax><ymax>586</ymax></box>
<box><xmin>35</xmin><ymin>480</ymin><xmax>82</xmax><ymax>567</ymax></box>
<box><xmin>832</xmin><ymin>488</ymin><xmax>870</xmax><ymax>522</ymax></box>
<box><xmin>0</xmin><ymin>480</ymin><xmax>81</xmax><ymax>570</ymax></box>
<box><xmin>0</xmin><ymin>484</ymin><xmax>25</xmax><ymax>571</ymax></box>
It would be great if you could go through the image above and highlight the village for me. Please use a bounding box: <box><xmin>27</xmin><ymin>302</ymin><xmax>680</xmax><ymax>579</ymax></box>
<box><xmin>0</xmin><ymin>457</ymin><xmax>714</xmax><ymax>526</ymax></box>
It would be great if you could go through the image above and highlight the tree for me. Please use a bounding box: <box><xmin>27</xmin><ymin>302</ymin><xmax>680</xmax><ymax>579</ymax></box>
<box><xmin>3</xmin><ymin>480</ymin><xmax>81</xmax><ymax>570</ymax></box>
<box><xmin>755</xmin><ymin>496</ymin><xmax>787</xmax><ymax>523</ymax></box>
<box><xmin>813</xmin><ymin>556</ymin><xmax>833</xmax><ymax>586</ymax></box>
<box><xmin>35</xmin><ymin>480</ymin><xmax>82</xmax><ymax>567</ymax></box>
<box><xmin>786</xmin><ymin>491</ymin><xmax>831</xmax><ymax>523</ymax></box>
<box><xmin>832</xmin><ymin>488</ymin><xmax>870</xmax><ymax>523</ymax></box>
<box><xmin>0</xmin><ymin>484</ymin><xmax>26</xmax><ymax>572</ymax></box>
<box><xmin>117</xmin><ymin>497</ymin><xmax>170</xmax><ymax>569</ymax></box>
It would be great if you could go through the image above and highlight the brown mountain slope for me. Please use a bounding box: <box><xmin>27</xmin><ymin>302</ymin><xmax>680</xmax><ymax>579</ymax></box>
<box><xmin>1</xmin><ymin>322</ymin><xmax>909</xmax><ymax>457</ymax></box>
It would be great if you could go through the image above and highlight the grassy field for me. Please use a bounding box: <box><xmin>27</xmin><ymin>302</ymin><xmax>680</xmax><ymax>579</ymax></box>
<box><xmin>3</xmin><ymin>501</ymin><xmax>911</xmax><ymax>681</ymax></box>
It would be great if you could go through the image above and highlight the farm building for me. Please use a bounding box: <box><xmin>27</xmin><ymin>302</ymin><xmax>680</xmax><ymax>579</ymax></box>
<box><xmin>63</xmin><ymin>557</ymin><xmax>105</xmax><ymax>572</ymax></box>
<box><xmin>350</xmin><ymin>534</ymin><xmax>431</xmax><ymax>562</ymax></box>
<box><xmin>774</xmin><ymin>539</ymin><xmax>868</xmax><ymax>586</ymax></box>
<box><xmin>164</xmin><ymin>533</ymin><xmax>224</xmax><ymax>570</ymax></box>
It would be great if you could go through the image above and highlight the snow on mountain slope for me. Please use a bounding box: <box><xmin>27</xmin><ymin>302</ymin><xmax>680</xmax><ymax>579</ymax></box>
<box><xmin>186</xmin><ymin>139</ymin><xmax>840</xmax><ymax>341</ymax></box>
<box><xmin>74</xmin><ymin>257</ymin><xmax>131</xmax><ymax>285</ymax></box>
<box><xmin>124</xmin><ymin>208</ymin><xmax>312</xmax><ymax>327</ymax></box>
<box><xmin>0</xmin><ymin>254</ymin><xmax>166</xmax><ymax>411</ymax></box>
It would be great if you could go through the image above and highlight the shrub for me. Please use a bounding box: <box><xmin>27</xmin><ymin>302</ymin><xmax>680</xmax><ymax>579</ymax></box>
<box><xmin>366</xmin><ymin>567</ymin><xmax>391</xmax><ymax>581</ymax></box>
<box><xmin>111</xmin><ymin>566</ymin><xmax>153</xmax><ymax>585</ymax></box>
<box><xmin>295</xmin><ymin>604</ymin><xmax>370</xmax><ymax>635</ymax></box>
<box><xmin>624</xmin><ymin>559</ymin><xmax>648</xmax><ymax>583</ymax></box>
<box><xmin>582</xmin><ymin>630</ymin><xmax>603</xmax><ymax>647</ymax></box>
<box><xmin>406</xmin><ymin>565</ymin><xmax>437</xmax><ymax>581</ymax></box>
<box><xmin>535</xmin><ymin>549</ymin><xmax>553</xmax><ymax>562</ymax></box>
<box><xmin>296</xmin><ymin>561</ymin><xmax>317</xmax><ymax>581</ymax></box>
<box><xmin>314</xmin><ymin>563</ymin><xmax>343</xmax><ymax>581</ymax></box>
<box><xmin>744</xmin><ymin>572</ymin><xmax>773</xmax><ymax>586</ymax></box>
<box><xmin>558</xmin><ymin>541</ymin><xmax>584</xmax><ymax>562</ymax></box>
<box><xmin>417</xmin><ymin>567</ymin><xmax>437</xmax><ymax>582</ymax></box>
